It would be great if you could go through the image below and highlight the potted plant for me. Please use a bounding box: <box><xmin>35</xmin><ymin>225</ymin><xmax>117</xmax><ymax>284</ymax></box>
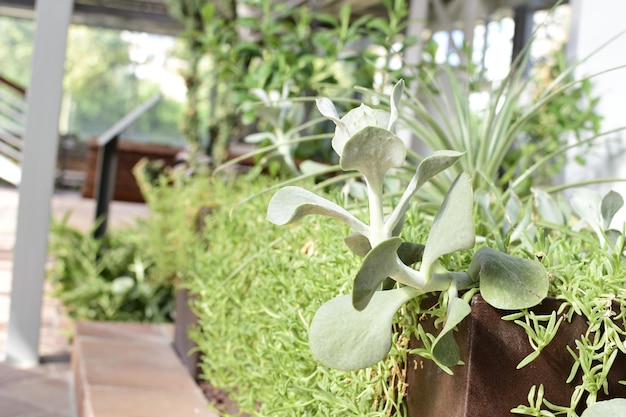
<box><xmin>266</xmin><ymin>81</ymin><xmax>626</xmax><ymax>416</ymax></box>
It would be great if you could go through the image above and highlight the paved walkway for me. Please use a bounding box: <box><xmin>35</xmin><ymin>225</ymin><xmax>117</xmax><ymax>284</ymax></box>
<box><xmin>0</xmin><ymin>185</ymin><xmax>148</xmax><ymax>417</ymax></box>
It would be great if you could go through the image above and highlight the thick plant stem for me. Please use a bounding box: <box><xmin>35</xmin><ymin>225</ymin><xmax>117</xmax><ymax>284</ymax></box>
<box><xmin>366</xmin><ymin>177</ymin><xmax>387</xmax><ymax>246</ymax></box>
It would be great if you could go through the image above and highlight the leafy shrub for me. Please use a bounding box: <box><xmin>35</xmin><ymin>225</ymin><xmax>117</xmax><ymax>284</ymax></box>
<box><xmin>47</xmin><ymin>216</ymin><xmax>175</xmax><ymax>322</ymax></box>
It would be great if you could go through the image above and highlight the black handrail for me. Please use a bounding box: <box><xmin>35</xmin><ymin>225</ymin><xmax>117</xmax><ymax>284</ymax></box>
<box><xmin>93</xmin><ymin>93</ymin><xmax>162</xmax><ymax>237</ymax></box>
<box><xmin>0</xmin><ymin>74</ymin><xmax>26</xmax><ymax>97</ymax></box>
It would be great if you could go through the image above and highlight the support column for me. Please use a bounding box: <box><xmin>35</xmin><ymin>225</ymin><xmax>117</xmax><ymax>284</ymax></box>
<box><xmin>400</xmin><ymin>0</ymin><xmax>429</xmax><ymax>153</ymax></box>
<box><xmin>563</xmin><ymin>0</ymin><xmax>626</xmax><ymax>225</ymax></box>
<box><xmin>6</xmin><ymin>0</ymin><xmax>74</xmax><ymax>366</ymax></box>
<box><xmin>404</xmin><ymin>0</ymin><xmax>429</xmax><ymax>70</ymax></box>
<box><xmin>511</xmin><ymin>4</ymin><xmax>534</xmax><ymax>75</ymax></box>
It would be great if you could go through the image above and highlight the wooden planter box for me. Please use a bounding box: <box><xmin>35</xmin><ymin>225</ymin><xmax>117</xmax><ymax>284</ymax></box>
<box><xmin>405</xmin><ymin>295</ymin><xmax>626</xmax><ymax>416</ymax></box>
<box><xmin>81</xmin><ymin>139</ymin><xmax>182</xmax><ymax>203</ymax></box>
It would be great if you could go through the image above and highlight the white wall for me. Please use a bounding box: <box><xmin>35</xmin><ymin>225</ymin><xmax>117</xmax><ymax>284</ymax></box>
<box><xmin>564</xmin><ymin>0</ymin><xmax>626</xmax><ymax>215</ymax></box>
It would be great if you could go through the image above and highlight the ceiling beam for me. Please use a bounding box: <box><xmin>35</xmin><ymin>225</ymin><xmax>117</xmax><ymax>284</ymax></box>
<box><xmin>0</xmin><ymin>0</ymin><xmax>182</xmax><ymax>35</ymax></box>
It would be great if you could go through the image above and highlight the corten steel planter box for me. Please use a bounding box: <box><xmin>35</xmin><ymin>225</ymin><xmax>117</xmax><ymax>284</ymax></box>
<box><xmin>174</xmin><ymin>287</ymin><xmax>201</xmax><ymax>380</ymax></box>
<box><xmin>405</xmin><ymin>294</ymin><xmax>626</xmax><ymax>417</ymax></box>
<box><xmin>81</xmin><ymin>139</ymin><xmax>182</xmax><ymax>203</ymax></box>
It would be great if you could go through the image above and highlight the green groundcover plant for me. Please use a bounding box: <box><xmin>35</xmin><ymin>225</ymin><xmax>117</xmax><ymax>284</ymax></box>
<box><xmin>506</xmin><ymin>187</ymin><xmax>626</xmax><ymax>417</ymax></box>
<box><xmin>266</xmin><ymin>82</ymin><xmax>626</xmax><ymax>416</ymax></box>
<box><xmin>139</xmin><ymin>168</ymin><xmax>422</xmax><ymax>415</ymax></box>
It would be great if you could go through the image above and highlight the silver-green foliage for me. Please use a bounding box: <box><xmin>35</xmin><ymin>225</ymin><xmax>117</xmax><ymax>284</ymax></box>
<box><xmin>267</xmin><ymin>82</ymin><xmax>549</xmax><ymax>372</ymax></box>
<box><xmin>47</xmin><ymin>216</ymin><xmax>174</xmax><ymax>322</ymax></box>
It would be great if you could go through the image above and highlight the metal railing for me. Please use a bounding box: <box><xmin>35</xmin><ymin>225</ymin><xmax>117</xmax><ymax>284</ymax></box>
<box><xmin>93</xmin><ymin>92</ymin><xmax>162</xmax><ymax>237</ymax></box>
<box><xmin>0</xmin><ymin>74</ymin><xmax>27</xmax><ymax>185</ymax></box>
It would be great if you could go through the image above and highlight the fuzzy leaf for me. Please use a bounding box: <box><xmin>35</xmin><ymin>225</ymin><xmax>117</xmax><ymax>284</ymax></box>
<box><xmin>298</xmin><ymin>160</ymin><xmax>331</xmax><ymax>176</ymax></box>
<box><xmin>601</xmin><ymin>190</ymin><xmax>624</xmax><ymax>230</ymax></box>
<box><xmin>315</xmin><ymin>97</ymin><xmax>341</xmax><ymax>124</ymax></box>
<box><xmin>343</xmin><ymin>209</ymin><xmax>411</xmax><ymax>259</ymax></box>
<box><xmin>267</xmin><ymin>186</ymin><xmax>368</xmax><ymax>236</ymax></box>
<box><xmin>340</xmin><ymin>126</ymin><xmax>406</xmax><ymax>182</ymax></box>
<box><xmin>388</xmin><ymin>80</ymin><xmax>404</xmax><ymax>131</ymax></box>
<box><xmin>309</xmin><ymin>287</ymin><xmax>421</xmax><ymax>371</ymax></box>
<box><xmin>470</xmin><ymin>247</ymin><xmax>548</xmax><ymax>310</ymax></box>
<box><xmin>415</xmin><ymin>151</ymin><xmax>464</xmax><ymax>190</ymax></box>
<box><xmin>581</xmin><ymin>399</ymin><xmax>626</xmax><ymax>417</ymax></box>
<box><xmin>533</xmin><ymin>188</ymin><xmax>566</xmax><ymax>225</ymax></box>
<box><xmin>571</xmin><ymin>188</ymin><xmax>603</xmax><ymax>234</ymax></box>
<box><xmin>330</xmin><ymin>104</ymin><xmax>390</xmax><ymax>157</ymax></box>
<box><xmin>353</xmin><ymin>238</ymin><xmax>403</xmax><ymax>310</ymax></box>
<box><xmin>386</xmin><ymin>151</ymin><xmax>464</xmax><ymax>233</ymax></box>
<box><xmin>244</xmin><ymin>131</ymin><xmax>276</xmax><ymax>144</ymax></box>
<box><xmin>606</xmin><ymin>229</ymin><xmax>623</xmax><ymax>249</ymax></box>
<box><xmin>352</xmin><ymin>238</ymin><xmax>424</xmax><ymax>310</ymax></box>
<box><xmin>344</xmin><ymin>233</ymin><xmax>371</xmax><ymax>257</ymax></box>
<box><xmin>431</xmin><ymin>296</ymin><xmax>471</xmax><ymax>366</ymax></box>
<box><xmin>421</xmin><ymin>173</ymin><xmax>475</xmax><ymax>278</ymax></box>
<box><xmin>344</xmin><ymin>233</ymin><xmax>424</xmax><ymax>266</ymax></box>
<box><xmin>397</xmin><ymin>242</ymin><xmax>425</xmax><ymax>266</ymax></box>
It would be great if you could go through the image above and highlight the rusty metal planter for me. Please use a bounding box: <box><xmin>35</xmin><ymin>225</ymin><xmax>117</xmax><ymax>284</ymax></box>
<box><xmin>405</xmin><ymin>294</ymin><xmax>626</xmax><ymax>417</ymax></box>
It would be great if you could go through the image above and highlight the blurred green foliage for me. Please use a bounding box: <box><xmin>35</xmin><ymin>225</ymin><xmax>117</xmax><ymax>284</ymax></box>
<box><xmin>47</xmin><ymin>215</ymin><xmax>175</xmax><ymax>322</ymax></box>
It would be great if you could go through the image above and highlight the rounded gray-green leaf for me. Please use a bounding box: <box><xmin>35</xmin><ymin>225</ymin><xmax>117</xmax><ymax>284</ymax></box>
<box><xmin>353</xmin><ymin>238</ymin><xmax>425</xmax><ymax>310</ymax></box>
<box><xmin>344</xmin><ymin>233</ymin><xmax>423</xmax><ymax>267</ymax></box>
<box><xmin>352</xmin><ymin>238</ymin><xmax>403</xmax><ymax>310</ymax></box>
<box><xmin>470</xmin><ymin>247</ymin><xmax>548</xmax><ymax>310</ymax></box>
<box><xmin>344</xmin><ymin>233</ymin><xmax>371</xmax><ymax>258</ymax></box>
<box><xmin>267</xmin><ymin>186</ymin><xmax>368</xmax><ymax>236</ymax></box>
<box><xmin>533</xmin><ymin>188</ymin><xmax>566</xmax><ymax>226</ymax></box>
<box><xmin>601</xmin><ymin>190</ymin><xmax>624</xmax><ymax>230</ymax></box>
<box><xmin>581</xmin><ymin>399</ymin><xmax>626</xmax><ymax>417</ymax></box>
<box><xmin>340</xmin><ymin>126</ymin><xmax>406</xmax><ymax>182</ymax></box>
<box><xmin>309</xmin><ymin>287</ymin><xmax>420</xmax><ymax>371</ymax></box>
<box><xmin>316</xmin><ymin>97</ymin><xmax>341</xmax><ymax>124</ymax></box>
<box><xmin>571</xmin><ymin>188</ymin><xmax>603</xmax><ymax>234</ymax></box>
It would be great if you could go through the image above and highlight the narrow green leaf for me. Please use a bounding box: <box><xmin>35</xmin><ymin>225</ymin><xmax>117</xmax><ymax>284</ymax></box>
<box><xmin>470</xmin><ymin>247</ymin><xmax>548</xmax><ymax>310</ymax></box>
<box><xmin>581</xmin><ymin>399</ymin><xmax>626</xmax><ymax>417</ymax></box>
<box><xmin>309</xmin><ymin>287</ymin><xmax>421</xmax><ymax>371</ymax></box>
<box><xmin>421</xmin><ymin>173</ymin><xmax>475</xmax><ymax>278</ymax></box>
